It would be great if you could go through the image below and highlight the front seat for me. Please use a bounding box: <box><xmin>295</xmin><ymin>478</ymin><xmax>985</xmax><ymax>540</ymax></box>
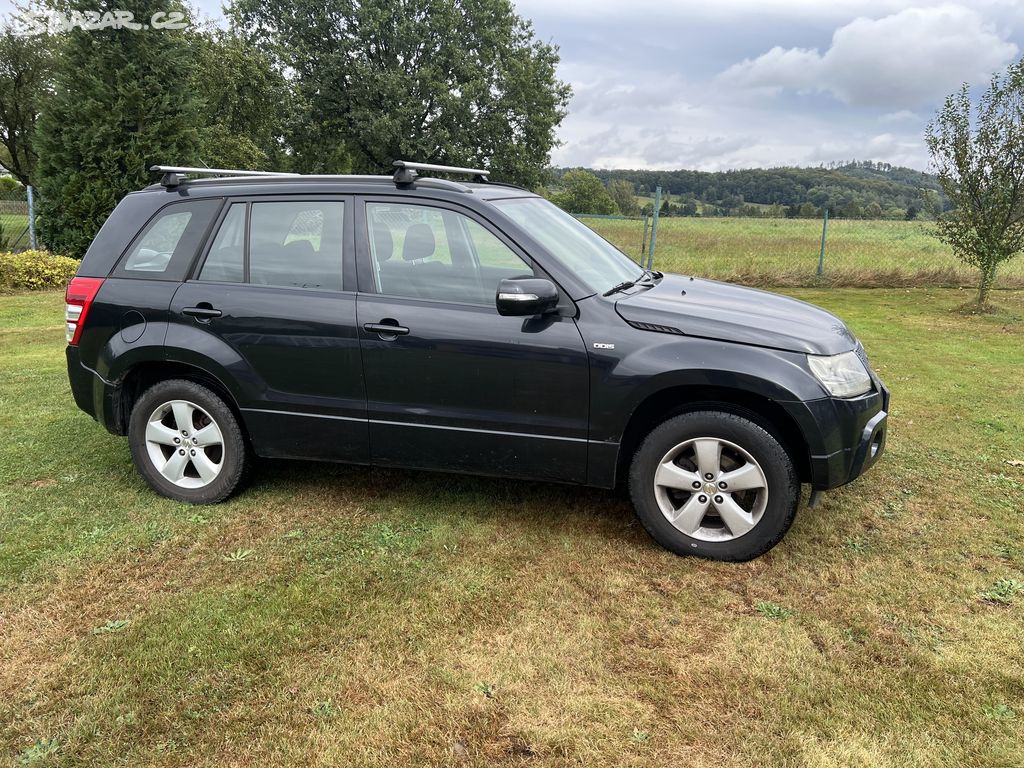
<box><xmin>402</xmin><ymin>223</ymin><xmax>451</xmax><ymax>299</ymax></box>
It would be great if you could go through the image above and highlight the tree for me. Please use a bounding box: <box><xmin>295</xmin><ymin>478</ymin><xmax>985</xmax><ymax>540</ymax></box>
<box><xmin>35</xmin><ymin>0</ymin><xmax>203</xmax><ymax>257</ymax></box>
<box><xmin>191</xmin><ymin>30</ymin><xmax>292</xmax><ymax>170</ymax></box>
<box><xmin>607</xmin><ymin>179</ymin><xmax>639</xmax><ymax>216</ymax></box>
<box><xmin>551</xmin><ymin>170</ymin><xmax>618</xmax><ymax>215</ymax></box>
<box><xmin>926</xmin><ymin>59</ymin><xmax>1024</xmax><ymax>306</ymax></box>
<box><xmin>229</xmin><ymin>0</ymin><xmax>570</xmax><ymax>187</ymax></box>
<box><xmin>865</xmin><ymin>201</ymin><xmax>883</xmax><ymax>219</ymax></box>
<box><xmin>0</xmin><ymin>25</ymin><xmax>54</xmax><ymax>186</ymax></box>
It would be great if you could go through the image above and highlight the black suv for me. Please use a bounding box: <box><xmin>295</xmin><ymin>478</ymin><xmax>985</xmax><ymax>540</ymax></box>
<box><xmin>65</xmin><ymin>162</ymin><xmax>888</xmax><ymax>561</ymax></box>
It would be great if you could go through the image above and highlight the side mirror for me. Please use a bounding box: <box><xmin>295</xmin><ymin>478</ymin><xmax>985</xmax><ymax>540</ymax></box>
<box><xmin>495</xmin><ymin>277</ymin><xmax>559</xmax><ymax>316</ymax></box>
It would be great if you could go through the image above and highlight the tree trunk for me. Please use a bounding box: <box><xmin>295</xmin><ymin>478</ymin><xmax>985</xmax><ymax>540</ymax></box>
<box><xmin>978</xmin><ymin>265</ymin><xmax>997</xmax><ymax>306</ymax></box>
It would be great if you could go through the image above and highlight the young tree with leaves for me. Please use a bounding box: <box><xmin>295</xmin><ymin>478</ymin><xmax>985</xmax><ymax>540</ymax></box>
<box><xmin>0</xmin><ymin>24</ymin><xmax>54</xmax><ymax>186</ymax></box>
<box><xmin>607</xmin><ymin>179</ymin><xmax>639</xmax><ymax>217</ymax></box>
<box><xmin>229</xmin><ymin>0</ymin><xmax>570</xmax><ymax>187</ymax></box>
<box><xmin>551</xmin><ymin>169</ymin><xmax>618</xmax><ymax>215</ymax></box>
<box><xmin>35</xmin><ymin>0</ymin><xmax>202</xmax><ymax>257</ymax></box>
<box><xmin>926</xmin><ymin>59</ymin><xmax>1024</xmax><ymax>307</ymax></box>
<box><xmin>191</xmin><ymin>30</ymin><xmax>292</xmax><ymax>170</ymax></box>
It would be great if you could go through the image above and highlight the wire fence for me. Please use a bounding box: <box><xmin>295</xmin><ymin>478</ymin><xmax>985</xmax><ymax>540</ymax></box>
<box><xmin>0</xmin><ymin>187</ymin><xmax>34</xmax><ymax>252</ymax></box>
<box><xmin>578</xmin><ymin>213</ymin><xmax>1024</xmax><ymax>289</ymax></box>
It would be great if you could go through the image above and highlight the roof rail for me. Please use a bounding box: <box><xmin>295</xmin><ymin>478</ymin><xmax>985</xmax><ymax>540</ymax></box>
<box><xmin>393</xmin><ymin>160</ymin><xmax>489</xmax><ymax>185</ymax></box>
<box><xmin>150</xmin><ymin>165</ymin><xmax>299</xmax><ymax>187</ymax></box>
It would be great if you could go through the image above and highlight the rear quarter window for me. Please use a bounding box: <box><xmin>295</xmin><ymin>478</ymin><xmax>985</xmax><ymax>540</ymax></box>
<box><xmin>112</xmin><ymin>198</ymin><xmax>222</xmax><ymax>281</ymax></box>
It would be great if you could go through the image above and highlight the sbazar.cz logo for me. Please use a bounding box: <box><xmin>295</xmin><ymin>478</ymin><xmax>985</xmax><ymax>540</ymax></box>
<box><xmin>17</xmin><ymin>9</ymin><xmax>190</xmax><ymax>34</ymax></box>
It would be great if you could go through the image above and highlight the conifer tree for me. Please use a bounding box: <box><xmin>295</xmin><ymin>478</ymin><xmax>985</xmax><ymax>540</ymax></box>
<box><xmin>36</xmin><ymin>0</ymin><xmax>202</xmax><ymax>257</ymax></box>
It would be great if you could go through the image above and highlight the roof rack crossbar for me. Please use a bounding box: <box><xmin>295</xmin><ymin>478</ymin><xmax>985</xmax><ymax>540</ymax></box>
<box><xmin>151</xmin><ymin>165</ymin><xmax>300</xmax><ymax>187</ymax></box>
<box><xmin>392</xmin><ymin>160</ymin><xmax>490</xmax><ymax>185</ymax></box>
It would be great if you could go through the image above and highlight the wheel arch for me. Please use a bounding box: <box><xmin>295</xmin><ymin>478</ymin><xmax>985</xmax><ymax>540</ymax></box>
<box><xmin>616</xmin><ymin>385</ymin><xmax>812</xmax><ymax>487</ymax></box>
<box><xmin>112</xmin><ymin>360</ymin><xmax>245</xmax><ymax>437</ymax></box>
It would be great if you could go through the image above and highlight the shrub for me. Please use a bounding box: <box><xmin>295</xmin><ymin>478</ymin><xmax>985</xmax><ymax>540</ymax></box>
<box><xmin>0</xmin><ymin>249</ymin><xmax>78</xmax><ymax>291</ymax></box>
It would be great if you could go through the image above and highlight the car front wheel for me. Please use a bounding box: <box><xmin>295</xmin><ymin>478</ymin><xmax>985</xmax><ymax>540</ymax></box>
<box><xmin>628</xmin><ymin>411</ymin><xmax>799</xmax><ymax>561</ymax></box>
<box><xmin>128</xmin><ymin>379</ymin><xmax>248</xmax><ymax>504</ymax></box>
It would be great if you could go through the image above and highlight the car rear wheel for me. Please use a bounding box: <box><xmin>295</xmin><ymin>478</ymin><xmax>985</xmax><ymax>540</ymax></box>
<box><xmin>128</xmin><ymin>379</ymin><xmax>248</xmax><ymax>504</ymax></box>
<box><xmin>628</xmin><ymin>410</ymin><xmax>799</xmax><ymax>561</ymax></box>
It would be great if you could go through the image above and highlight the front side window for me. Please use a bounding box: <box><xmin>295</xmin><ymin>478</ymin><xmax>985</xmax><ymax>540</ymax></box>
<box><xmin>198</xmin><ymin>200</ymin><xmax>345</xmax><ymax>290</ymax></box>
<box><xmin>366</xmin><ymin>202</ymin><xmax>533</xmax><ymax>304</ymax></box>
<box><xmin>120</xmin><ymin>199</ymin><xmax>221</xmax><ymax>278</ymax></box>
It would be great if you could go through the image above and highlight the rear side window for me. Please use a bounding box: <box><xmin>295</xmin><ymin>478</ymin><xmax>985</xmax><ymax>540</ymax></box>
<box><xmin>115</xmin><ymin>199</ymin><xmax>221</xmax><ymax>280</ymax></box>
<box><xmin>198</xmin><ymin>200</ymin><xmax>345</xmax><ymax>291</ymax></box>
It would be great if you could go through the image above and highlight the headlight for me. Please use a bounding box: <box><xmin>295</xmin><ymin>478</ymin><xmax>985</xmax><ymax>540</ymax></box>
<box><xmin>807</xmin><ymin>351</ymin><xmax>872</xmax><ymax>398</ymax></box>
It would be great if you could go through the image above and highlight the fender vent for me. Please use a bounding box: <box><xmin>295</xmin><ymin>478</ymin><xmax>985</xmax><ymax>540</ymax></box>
<box><xmin>626</xmin><ymin>320</ymin><xmax>685</xmax><ymax>335</ymax></box>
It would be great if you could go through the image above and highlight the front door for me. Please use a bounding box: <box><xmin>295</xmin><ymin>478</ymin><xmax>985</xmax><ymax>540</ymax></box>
<box><xmin>355</xmin><ymin>198</ymin><xmax>590</xmax><ymax>482</ymax></box>
<box><xmin>168</xmin><ymin>196</ymin><xmax>368</xmax><ymax>462</ymax></box>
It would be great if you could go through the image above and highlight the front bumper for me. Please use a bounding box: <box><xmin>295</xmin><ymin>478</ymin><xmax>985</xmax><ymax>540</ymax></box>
<box><xmin>785</xmin><ymin>381</ymin><xmax>890</xmax><ymax>490</ymax></box>
<box><xmin>809</xmin><ymin>406</ymin><xmax>887</xmax><ymax>489</ymax></box>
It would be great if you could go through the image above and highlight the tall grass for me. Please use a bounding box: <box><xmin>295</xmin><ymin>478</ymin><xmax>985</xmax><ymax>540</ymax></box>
<box><xmin>585</xmin><ymin>217</ymin><xmax>1024</xmax><ymax>288</ymax></box>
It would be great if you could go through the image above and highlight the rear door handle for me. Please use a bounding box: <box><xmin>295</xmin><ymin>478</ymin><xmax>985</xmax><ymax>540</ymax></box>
<box><xmin>363</xmin><ymin>321</ymin><xmax>410</xmax><ymax>339</ymax></box>
<box><xmin>182</xmin><ymin>304</ymin><xmax>222</xmax><ymax>320</ymax></box>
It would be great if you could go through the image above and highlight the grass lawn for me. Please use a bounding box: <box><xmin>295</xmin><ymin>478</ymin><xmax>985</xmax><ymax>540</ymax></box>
<box><xmin>2</xmin><ymin>288</ymin><xmax>1023</xmax><ymax>767</ymax></box>
<box><xmin>586</xmin><ymin>217</ymin><xmax>1024</xmax><ymax>289</ymax></box>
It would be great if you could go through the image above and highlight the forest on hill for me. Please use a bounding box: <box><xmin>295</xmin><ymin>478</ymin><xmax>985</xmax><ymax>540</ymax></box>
<box><xmin>550</xmin><ymin>161</ymin><xmax>947</xmax><ymax>219</ymax></box>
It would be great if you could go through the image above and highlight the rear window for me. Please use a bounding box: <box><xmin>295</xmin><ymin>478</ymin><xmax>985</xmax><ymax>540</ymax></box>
<box><xmin>114</xmin><ymin>199</ymin><xmax>222</xmax><ymax>281</ymax></box>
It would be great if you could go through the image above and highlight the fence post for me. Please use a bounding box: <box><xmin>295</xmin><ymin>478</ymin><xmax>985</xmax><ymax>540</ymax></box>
<box><xmin>647</xmin><ymin>186</ymin><xmax>661</xmax><ymax>270</ymax></box>
<box><xmin>640</xmin><ymin>213</ymin><xmax>649</xmax><ymax>262</ymax></box>
<box><xmin>817</xmin><ymin>208</ymin><xmax>828</xmax><ymax>276</ymax></box>
<box><xmin>27</xmin><ymin>185</ymin><xmax>37</xmax><ymax>249</ymax></box>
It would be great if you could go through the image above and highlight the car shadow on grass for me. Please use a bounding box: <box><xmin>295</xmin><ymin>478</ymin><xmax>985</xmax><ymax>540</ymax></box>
<box><xmin>244</xmin><ymin>457</ymin><xmax>642</xmax><ymax>542</ymax></box>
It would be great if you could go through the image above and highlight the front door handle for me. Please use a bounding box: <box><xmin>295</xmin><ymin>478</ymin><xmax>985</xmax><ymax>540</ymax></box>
<box><xmin>182</xmin><ymin>304</ymin><xmax>223</xmax><ymax>321</ymax></box>
<box><xmin>363</xmin><ymin>320</ymin><xmax>410</xmax><ymax>340</ymax></box>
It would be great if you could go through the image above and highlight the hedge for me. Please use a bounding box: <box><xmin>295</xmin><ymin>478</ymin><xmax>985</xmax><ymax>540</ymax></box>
<box><xmin>0</xmin><ymin>250</ymin><xmax>79</xmax><ymax>291</ymax></box>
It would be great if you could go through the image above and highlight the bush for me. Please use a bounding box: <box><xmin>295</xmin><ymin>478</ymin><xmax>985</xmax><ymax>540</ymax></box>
<box><xmin>0</xmin><ymin>249</ymin><xmax>78</xmax><ymax>291</ymax></box>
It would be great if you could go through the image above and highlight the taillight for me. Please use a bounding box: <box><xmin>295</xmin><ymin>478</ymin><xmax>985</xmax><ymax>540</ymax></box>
<box><xmin>65</xmin><ymin>277</ymin><xmax>104</xmax><ymax>346</ymax></box>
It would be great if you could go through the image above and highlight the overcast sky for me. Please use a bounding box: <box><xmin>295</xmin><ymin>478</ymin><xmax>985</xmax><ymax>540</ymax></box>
<box><xmin>5</xmin><ymin>0</ymin><xmax>1022</xmax><ymax>172</ymax></box>
<box><xmin>512</xmin><ymin>0</ymin><xmax>1024</xmax><ymax>171</ymax></box>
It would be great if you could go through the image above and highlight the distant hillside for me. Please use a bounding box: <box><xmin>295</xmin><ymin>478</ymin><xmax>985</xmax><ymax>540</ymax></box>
<box><xmin>550</xmin><ymin>161</ymin><xmax>946</xmax><ymax>219</ymax></box>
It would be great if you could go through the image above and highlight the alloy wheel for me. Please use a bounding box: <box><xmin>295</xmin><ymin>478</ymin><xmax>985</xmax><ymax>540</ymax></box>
<box><xmin>144</xmin><ymin>399</ymin><xmax>225</xmax><ymax>489</ymax></box>
<box><xmin>653</xmin><ymin>437</ymin><xmax>769</xmax><ymax>542</ymax></box>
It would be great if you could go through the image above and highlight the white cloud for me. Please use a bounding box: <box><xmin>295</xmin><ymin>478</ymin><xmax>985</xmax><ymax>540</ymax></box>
<box><xmin>719</xmin><ymin>4</ymin><xmax>1018</xmax><ymax>108</ymax></box>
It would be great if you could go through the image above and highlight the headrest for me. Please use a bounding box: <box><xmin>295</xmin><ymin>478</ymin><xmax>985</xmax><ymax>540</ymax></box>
<box><xmin>402</xmin><ymin>223</ymin><xmax>435</xmax><ymax>262</ymax></box>
<box><xmin>371</xmin><ymin>221</ymin><xmax>394</xmax><ymax>263</ymax></box>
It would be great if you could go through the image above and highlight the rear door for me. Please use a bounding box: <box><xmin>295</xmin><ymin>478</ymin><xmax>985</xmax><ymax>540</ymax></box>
<box><xmin>168</xmin><ymin>195</ymin><xmax>368</xmax><ymax>462</ymax></box>
<box><xmin>355</xmin><ymin>197</ymin><xmax>590</xmax><ymax>482</ymax></box>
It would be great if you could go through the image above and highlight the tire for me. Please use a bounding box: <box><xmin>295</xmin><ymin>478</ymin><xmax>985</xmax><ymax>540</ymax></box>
<box><xmin>128</xmin><ymin>379</ymin><xmax>248</xmax><ymax>504</ymax></box>
<box><xmin>628</xmin><ymin>410</ymin><xmax>799</xmax><ymax>561</ymax></box>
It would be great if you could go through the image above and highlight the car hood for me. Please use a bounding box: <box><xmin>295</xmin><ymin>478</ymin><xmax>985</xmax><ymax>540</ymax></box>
<box><xmin>614</xmin><ymin>274</ymin><xmax>857</xmax><ymax>355</ymax></box>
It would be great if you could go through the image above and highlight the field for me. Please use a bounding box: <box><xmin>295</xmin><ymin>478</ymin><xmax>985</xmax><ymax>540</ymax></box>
<box><xmin>2</xmin><ymin>288</ymin><xmax>1024</xmax><ymax>766</ymax></box>
<box><xmin>586</xmin><ymin>216</ymin><xmax>1024</xmax><ymax>288</ymax></box>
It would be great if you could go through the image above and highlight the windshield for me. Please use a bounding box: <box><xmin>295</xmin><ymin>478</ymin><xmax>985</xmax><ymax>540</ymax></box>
<box><xmin>492</xmin><ymin>197</ymin><xmax>644</xmax><ymax>293</ymax></box>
